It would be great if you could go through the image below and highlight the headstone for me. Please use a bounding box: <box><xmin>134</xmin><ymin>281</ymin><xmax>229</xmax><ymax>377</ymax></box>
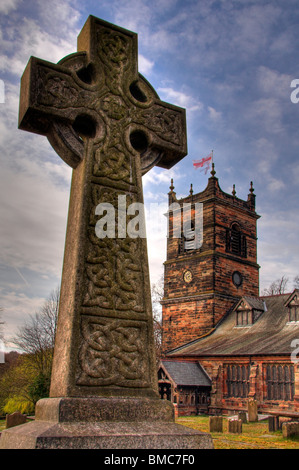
<box><xmin>268</xmin><ymin>416</ymin><xmax>279</xmax><ymax>432</ymax></box>
<box><xmin>247</xmin><ymin>399</ymin><xmax>258</xmax><ymax>422</ymax></box>
<box><xmin>282</xmin><ymin>421</ymin><xmax>299</xmax><ymax>438</ymax></box>
<box><xmin>0</xmin><ymin>16</ymin><xmax>213</xmax><ymax>449</ymax></box>
<box><xmin>5</xmin><ymin>412</ymin><xmax>27</xmax><ymax>429</ymax></box>
<box><xmin>228</xmin><ymin>419</ymin><xmax>242</xmax><ymax>434</ymax></box>
<box><xmin>209</xmin><ymin>416</ymin><xmax>223</xmax><ymax>432</ymax></box>
<box><xmin>238</xmin><ymin>411</ymin><xmax>247</xmax><ymax>424</ymax></box>
<box><xmin>279</xmin><ymin>416</ymin><xmax>292</xmax><ymax>430</ymax></box>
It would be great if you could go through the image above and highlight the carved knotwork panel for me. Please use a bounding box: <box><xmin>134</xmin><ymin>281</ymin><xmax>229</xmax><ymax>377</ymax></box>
<box><xmin>84</xmin><ymin>184</ymin><xmax>144</xmax><ymax>313</ymax></box>
<box><xmin>83</xmin><ymin>231</ymin><xmax>145</xmax><ymax>313</ymax></box>
<box><xmin>76</xmin><ymin>316</ymin><xmax>150</xmax><ymax>387</ymax></box>
<box><xmin>97</xmin><ymin>26</ymin><xmax>132</xmax><ymax>95</ymax></box>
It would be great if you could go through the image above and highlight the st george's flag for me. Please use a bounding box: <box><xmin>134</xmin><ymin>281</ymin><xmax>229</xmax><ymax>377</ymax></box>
<box><xmin>193</xmin><ymin>151</ymin><xmax>213</xmax><ymax>174</ymax></box>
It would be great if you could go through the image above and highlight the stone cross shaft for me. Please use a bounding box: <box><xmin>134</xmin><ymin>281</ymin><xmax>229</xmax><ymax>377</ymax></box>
<box><xmin>19</xmin><ymin>16</ymin><xmax>187</xmax><ymax>399</ymax></box>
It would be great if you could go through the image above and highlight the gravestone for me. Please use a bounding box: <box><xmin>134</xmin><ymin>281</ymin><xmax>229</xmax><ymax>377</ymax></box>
<box><xmin>209</xmin><ymin>416</ymin><xmax>223</xmax><ymax>433</ymax></box>
<box><xmin>0</xmin><ymin>16</ymin><xmax>213</xmax><ymax>449</ymax></box>
<box><xmin>279</xmin><ymin>416</ymin><xmax>292</xmax><ymax>430</ymax></box>
<box><xmin>5</xmin><ymin>412</ymin><xmax>27</xmax><ymax>429</ymax></box>
<box><xmin>238</xmin><ymin>411</ymin><xmax>247</xmax><ymax>424</ymax></box>
<box><xmin>228</xmin><ymin>419</ymin><xmax>242</xmax><ymax>434</ymax></box>
<box><xmin>247</xmin><ymin>399</ymin><xmax>258</xmax><ymax>422</ymax></box>
<box><xmin>268</xmin><ymin>416</ymin><xmax>279</xmax><ymax>432</ymax></box>
<box><xmin>282</xmin><ymin>421</ymin><xmax>299</xmax><ymax>438</ymax></box>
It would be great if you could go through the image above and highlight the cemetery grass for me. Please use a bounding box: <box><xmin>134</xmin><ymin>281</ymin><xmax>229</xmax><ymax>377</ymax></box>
<box><xmin>176</xmin><ymin>415</ymin><xmax>299</xmax><ymax>449</ymax></box>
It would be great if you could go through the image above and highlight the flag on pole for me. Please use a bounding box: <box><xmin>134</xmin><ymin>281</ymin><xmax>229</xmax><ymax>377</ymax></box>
<box><xmin>193</xmin><ymin>151</ymin><xmax>213</xmax><ymax>174</ymax></box>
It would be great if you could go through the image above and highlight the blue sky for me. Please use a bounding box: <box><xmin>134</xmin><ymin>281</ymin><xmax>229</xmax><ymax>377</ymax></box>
<box><xmin>1</xmin><ymin>0</ymin><xmax>299</xmax><ymax>345</ymax></box>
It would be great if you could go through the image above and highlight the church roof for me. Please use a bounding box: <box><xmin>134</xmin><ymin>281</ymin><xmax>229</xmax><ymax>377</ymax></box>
<box><xmin>242</xmin><ymin>296</ymin><xmax>265</xmax><ymax>311</ymax></box>
<box><xmin>167</xmin><ymin>293</ymin><xmax>299</xmax><ymax>357</ymax></box>
<box><xmin>160</xmin><ymin>360</ymin><xmax>211</xmax><ymax>387</ymax></box>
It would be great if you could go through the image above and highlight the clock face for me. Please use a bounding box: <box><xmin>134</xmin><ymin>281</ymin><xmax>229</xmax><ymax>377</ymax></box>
<box><xmin>184</xmin><ymin>270</ymin><xmax>193</xmax><ymax>283</ymax></box>
<box><xmin>232</xmin><ymin>271</ymin><xmax>243</xmax><ymax>287</ymax></box>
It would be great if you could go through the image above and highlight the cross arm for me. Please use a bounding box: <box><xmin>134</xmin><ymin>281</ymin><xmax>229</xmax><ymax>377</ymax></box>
<box><xmin>18</xmin><ymin>55</ymin><xmax>94</xmax><ymax>168</ymax></box>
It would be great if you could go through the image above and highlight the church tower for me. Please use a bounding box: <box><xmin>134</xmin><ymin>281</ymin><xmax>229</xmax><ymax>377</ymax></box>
<box><xmin>161</xmin><ymin>164</ymin><xmax>260</xmax><ymax>353</ymax></box>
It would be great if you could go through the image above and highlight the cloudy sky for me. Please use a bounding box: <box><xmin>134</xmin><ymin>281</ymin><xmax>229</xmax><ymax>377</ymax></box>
<box><xmin>1</xmin><ymin>0</ymin><xmax>299</xmax><ymax>346</ymax></box>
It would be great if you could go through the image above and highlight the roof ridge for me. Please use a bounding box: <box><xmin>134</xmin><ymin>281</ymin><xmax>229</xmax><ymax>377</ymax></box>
<box><xmin>260</xmin><ymin>292</ymin><xmax>292</xmax><ymax>298</ymax></box>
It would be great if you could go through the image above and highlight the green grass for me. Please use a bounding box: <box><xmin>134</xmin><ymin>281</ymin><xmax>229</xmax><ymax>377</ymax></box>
<box><xmin>0</xmin><ymin>420</ymin><xmax>6</xmax><ymax>432</ymax></box>
<box><xmin>176</xmin><ymin>415</ymin><xmax>299</xmax><ymax>449</ymax></box>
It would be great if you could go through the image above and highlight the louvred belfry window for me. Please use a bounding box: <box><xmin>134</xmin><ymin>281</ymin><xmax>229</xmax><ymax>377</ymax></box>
<box><xmin>226</xmin><ymin>223</ymin><xmax>247</xmax><ymax>257</ymax></box>
<box><xmin>231</xmin><ymin>224</ymin><xmax>241</xmax><ymax>254</ymax></box>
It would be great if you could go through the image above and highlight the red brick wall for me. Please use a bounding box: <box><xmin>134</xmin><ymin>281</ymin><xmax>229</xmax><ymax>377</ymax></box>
<box><xmin>198</xmin><ymin>356</ymin><xmax>299</xmax><ymax>415</ymax></box>
<box><xmin>164</xmin><ymin>356</ymin><xmax>299</xmax><ymax>416</ymax></box>
<box><xmin>162</xmin><ymin>175</ymin><xmax>259</xmax><ymax>353</ymax></box>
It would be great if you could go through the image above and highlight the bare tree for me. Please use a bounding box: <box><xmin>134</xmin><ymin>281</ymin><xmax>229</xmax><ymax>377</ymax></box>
<box><xmin>10</xmin><ymin>287</ymin><xmax>59</xmax><ymax>378</ymax></box>
<box><xmin>151</xmin><ymin>275</ymin><xmax>164</xmax><ymax>365</ymax></box>
<box><xmin>262</xmin><ymin>276</ymin><xmax>289</xmax><ymax>296</ymax></box>
<box><xmin>293</xmin><ymin>275</ymin><xmax>299</xmax><ymax>290</ymax></box>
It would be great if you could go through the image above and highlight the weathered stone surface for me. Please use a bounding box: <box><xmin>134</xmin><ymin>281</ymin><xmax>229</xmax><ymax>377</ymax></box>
<box><xmin>5</xmin><ymin>411</ymin><xmax>27</xmax><ymax>429</ymax></box>
<box><xmin>209</xmin><ymin>416</ymin><xmax>223</xmax><ymax>433</ymax></box>
<box><xmin>228</xmin><ymin>419</ymin><xmax>242</xmax><ymax>434</ymax></box>
<box><xmin>282</xmin><ymin>421</ymin><xmax>299</xmax><ymax>438</ymax></box>
<box><xmin>268</xmin><ymin>416</ymin><xmax>279</xmax><ymax>432</ymax></box>
<box><xmin>34</xmin><ymin>397</ymin><xmax>174</xmax><ymax>423</ymax></box>
<box><xmin>248</xmin><ymin>399</ymin><xmax>258</xmax><ymax>422</ymax></box>
<box><xmin>238</xmin><ymin>411</ymin><xmax>247</xmax><ymax>424</ymax></box>
<box><xmin>279</xmin><ymin>416</ymin><xmax>292</xmax><ymax>430</ymax></box>
<box><xmin>0</xmin><ymin>420</ymin><xmax>213</xmax><ymax>449</ymax></box>
<box><xmin>18</xmin><ymin>15</ymin><xmax>186</xmax><ymax>400</ymax></box>
<box><xmin>0</xmin><ymin>396</ymin><xmax>214</xmax><ymax>449</ymax></box>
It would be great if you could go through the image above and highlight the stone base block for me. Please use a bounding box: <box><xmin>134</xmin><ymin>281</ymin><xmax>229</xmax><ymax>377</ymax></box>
<box><xmin>0</xmin><ymin>420</ymin><xmax>213</xmax><ymax>449</ymax></box>
<box><xmin>0</xmin><ymin>397</ymin><xmax>213</xmax><ymax>449</ymax></box>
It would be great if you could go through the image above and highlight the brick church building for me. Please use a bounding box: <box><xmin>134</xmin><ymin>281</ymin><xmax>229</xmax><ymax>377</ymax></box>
<box><xmin>158</xmin><ymin>165</ymin><xmax>299</xmax><ymax>417</ymax></box>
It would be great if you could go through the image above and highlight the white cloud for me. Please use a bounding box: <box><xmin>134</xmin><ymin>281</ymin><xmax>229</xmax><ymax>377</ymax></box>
<box><xmin>257</xmin><ymin>66</ymin><xmax>292</xmax><ymax>100</ymax></box>
<box><xmin>113</xmin><ymin>0</ymin><xmax>152</xmax><ymax>34</ymax></box>
<box><xmin>258</xmin><ymin>209</ymin><xmax>299</xmax><ymax>291</ymax></box>
<box><xmin>208</xmin><ymin>106</ymin><xmax>222</xmax><ymax>122</ymax></box>
<box><xmin>249</xmin><ymin>98</ymin><xmax>284</xmax><ymax>134</ymax></box>
<box><xmin>0</xmin><ymin>0</ymin><xmax>20</xmax><ymax>14</ymax></box>
<box><xmin>253</xmin><ymin>138</ymin><xmax>286</xmax><ymax>192</ymax></box>
<box><xmin>138</xmin><ymin>54</ymin><xmax>154</xmax><ymax>76</ymax></box>
<box><xmin>0</xmin><ymin>2</ymin><xmax>80</xmax><ymax>77</ymax></box>
<box><xmin>0</xmin><ymin>162</ymin><xmax>69</xmax><ymax>276</ymax></box>
<box><xmin>267</xmin><ymin>177</ymin><xmax>285</xmax><ymax>192</ymax></box>
<box><xmin>158</xmin><ymin>87</ymin><xmax>203</xmax><ymax>112</ymax></box>
<box><xmin>1</xmin><ymin>289</ymin><xmax>46</xmax><ymax>341</ymax></box>
<box><xmin>143</xmin><ymin>166</ymin><xmax>185</xmax><ymax>191</ymax></box>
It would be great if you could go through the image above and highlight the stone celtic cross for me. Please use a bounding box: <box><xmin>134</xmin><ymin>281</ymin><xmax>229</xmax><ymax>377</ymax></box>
<box><xmin>19</xmin><ymin>16</ymin><xmax>187</xmax><ymax>399</ymax></box>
